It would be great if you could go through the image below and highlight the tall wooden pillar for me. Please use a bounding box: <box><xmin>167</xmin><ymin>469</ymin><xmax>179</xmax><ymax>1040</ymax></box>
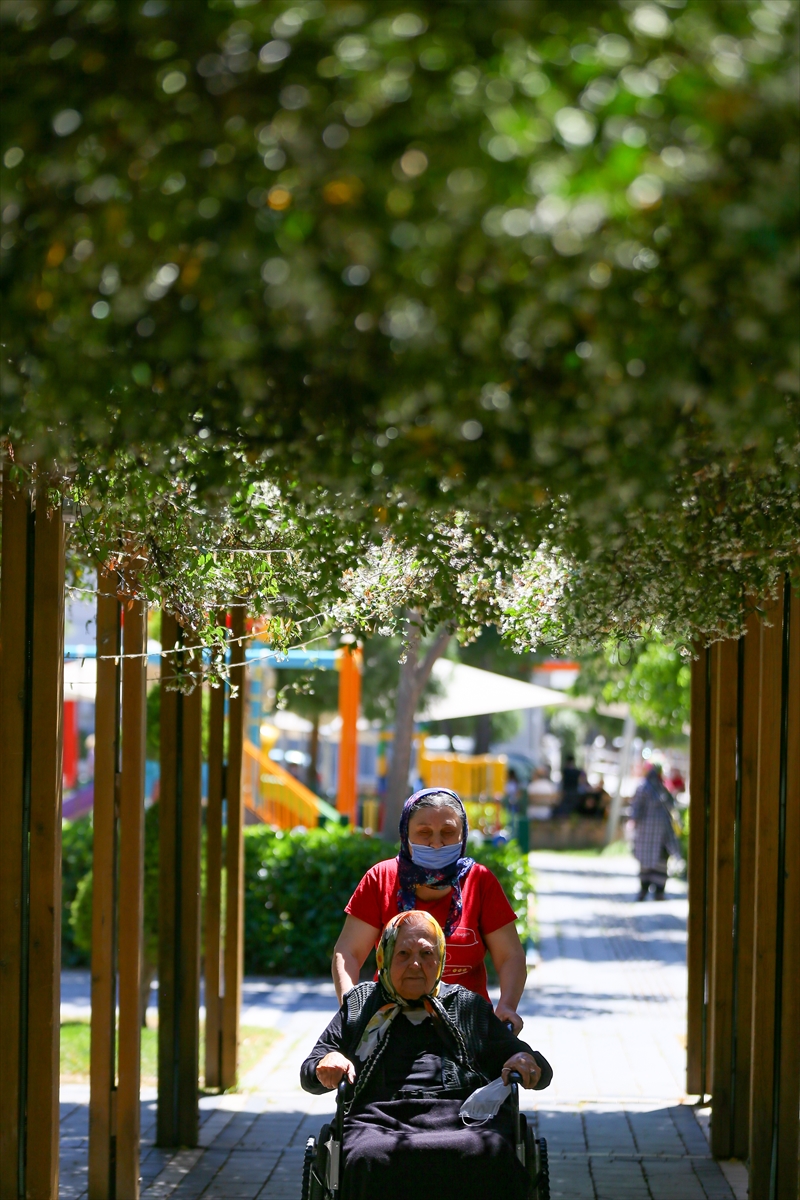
<box><xmin>157</xmin><ymin>620</ymin><xmax>203</xmax><ymax>1147</ymax></box>
<box><xmin>88</xmin><ymin>583</ymin><xmax>148</xmax><ymax>1198</ymax></box>
<box><xmin>730</xmin><ymin>614</ymin><xmax>759</xmax><ymax>1159</ymax></box>
<box><xmin>0</xmin><ymin>474</ymin><xmax>66</xmax><ymax>1199</ymax></box>
<box><xmin>775</xmin><ymin>583</ymin><xmax>799</xmax><ymax>1199</ymax></box>
<box><xmin>749</xmin><ymin>587</ymin><xmax>790</xmax><ymax>1197</ymax></box>
<box><xmin>0</xmin><ymin>471</ymin><xmax>34</xmax><ymax>1199</ymax></box>
<box><xmin>26</xmin><ymin>479</ymin><xmax>66</xmax><ymax>1200</ymax></box>
<box><xmin>687</xmin><ymin>645</ymin><xmax>710</xmax><ymax>1097</ymax></box>
<box><xmin>221</xmin><ymin>608</ymin><xmax>245</xmax><ymax>1090</ymax></box>
<box><xmin>708</xmin><ymin>639</ymin><xmax>739</xmax><ymax>1157</ymax></box>
<box><xmin>178</xmin><ymin>663</ymin><xmax>203</xmax><ymax>1141</ymax></box>
<box><xmin>204</xmin><ymin>678</ymin><xmax>225</xmax><ymax>1090</ymax></box>
<box><xmin>116</xmin><ymin>600</ymin><xmax>147</xmax><ymax>1197</ymax></box>
<box><xmin>157</xmin><ymin>612</ymin><xmax>179</xmax><ymax>1145</ymax></box>
<box><xmin>88</xmin><ymin>573</ymin><xmax>121</xmax><ymax>1198</ymax></box>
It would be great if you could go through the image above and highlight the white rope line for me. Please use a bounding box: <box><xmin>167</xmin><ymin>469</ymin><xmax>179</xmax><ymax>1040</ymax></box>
<box><xmin>70</xmin><ymin>628</ymin><xmax>338</xmax><ymax>669</ymax></box>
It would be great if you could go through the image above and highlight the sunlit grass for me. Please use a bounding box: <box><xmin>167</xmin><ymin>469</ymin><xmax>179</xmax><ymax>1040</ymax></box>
<box><xmin>60</xmin><ymin>1020</ymin><xmax>280</xmax><ymax>1087</ymax></box>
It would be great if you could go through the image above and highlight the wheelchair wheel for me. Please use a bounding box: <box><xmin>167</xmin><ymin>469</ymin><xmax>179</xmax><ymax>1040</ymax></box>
<box><xmin>534</xmin><ymin>1136</ymin><xmax>550</xmax><ymax>1200</ymax></box>
<box><xmin>306</xmin><ymin>1127</ymin><xmax>330</xmax><ymax>1200</ymax></box>
<box><xmin>301</xmin><ymin>1137</ymin><xmax>316</xmax><ymax>1200</ymax></box>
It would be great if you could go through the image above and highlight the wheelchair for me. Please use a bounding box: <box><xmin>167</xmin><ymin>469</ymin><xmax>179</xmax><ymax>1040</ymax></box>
<box><xmin>301</xmin><ymin>1073</ymin><xmax>550</xmax><ymax>1200</ymax></box>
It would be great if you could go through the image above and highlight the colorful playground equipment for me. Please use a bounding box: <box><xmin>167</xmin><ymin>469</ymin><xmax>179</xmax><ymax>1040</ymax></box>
<box><xmin>242</xmin><ymin>737</ymin><xmax>341</xmax><ymax>829</ymax></box>
<box><xmin>418</xmin><ymin>748</ymin><xmax>508</xmax><ymax>835</ymax></box>
<box><xmin>418</xmin><ymin>748</ymin><xmax>507</xmax><ymax>797</ymax></box>
<box><xmin>62</xmin><ymin>640</ymin><xmax>363</xmax><ymax>827</ymax></box>
<box><xmin>244</xmin><ymin>639</ymin><xmax>362</xmax><ymax>824</ymax></box>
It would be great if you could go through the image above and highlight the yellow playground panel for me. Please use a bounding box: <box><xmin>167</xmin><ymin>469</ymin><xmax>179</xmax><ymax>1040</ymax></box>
<box><xmin>418</xmin><ymin>750</ymin><xmax>508</xmax><ymax>835</ymax></box>
<box><xmin>242</xmin><ymin>738</ymin><xmax>324</xmax><ymax>829</ymax></box>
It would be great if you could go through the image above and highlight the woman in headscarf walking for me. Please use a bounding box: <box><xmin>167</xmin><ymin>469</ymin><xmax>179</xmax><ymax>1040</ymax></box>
<box><xmin>332</xmin><ymin>788</ymin><xmax>527</xmax><ymax>1031</ymax></box>
<box><xmin>631</xmin><ymin>763</ymin><xmax>681</xmax><ymax>900</ymax></box>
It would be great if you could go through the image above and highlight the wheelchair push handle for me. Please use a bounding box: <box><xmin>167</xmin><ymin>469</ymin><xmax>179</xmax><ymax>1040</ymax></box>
<box><xmin>504</xmin><ymin>1021</ymin><xmax>525</xmax><ymax>1083</ymax></box>
<box><xmin>502</xmin><ymin>1024</ymin><xmax>525</xmax><ymax>1160</ymax></box>
<box><xmin>334</xmin><ymin>1077</ymin><xmax>352</xmax><ymax>1143</ymax></box>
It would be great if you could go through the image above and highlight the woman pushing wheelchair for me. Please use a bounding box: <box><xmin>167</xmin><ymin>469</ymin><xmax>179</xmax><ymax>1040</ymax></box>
<box><xmin>301</xmin><ymin>909</ymin><xmax>552</xmax><ymax>1200</ymax></box>
<box><xmin>333</xmin><ymin>787</ymin><xmax>528</xmax><ymax>1032</ymax></box>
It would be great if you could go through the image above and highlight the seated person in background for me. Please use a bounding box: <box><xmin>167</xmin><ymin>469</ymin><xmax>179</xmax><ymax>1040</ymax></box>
<box><xmin>665</xmin><ymin>766</ymin><xmax>686</xmax><ymax>797</ymax></box>
<box><xmin>505</xmin><ymin>767</ymin><xmax>521</xmax><ymax>814</ymax></box>
<box><xmin>301</xmin><ymin>910</ymin><xmax>552</xmax><ymax>1200</ymax></box>
<box><xmin>553</xmin><ymin>753</ymin><xmax>589</xmax><ymax>816</ymax></box>
<box><xmin>527</xmin><ymin>765</ymin><xmax>559</xmax><ymax>813</ymax></box>
<box><xmin>576</xmin><ymin>775</ymin><xmax>611</xmax><ymax>819</ymax></box>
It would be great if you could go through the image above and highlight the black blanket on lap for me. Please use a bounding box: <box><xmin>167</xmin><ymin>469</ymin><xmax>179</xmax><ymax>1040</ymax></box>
<box><xmin>340</xmin><ymin>1097</ymin><xmax>527</xmax><ymax>1200</ymax></box>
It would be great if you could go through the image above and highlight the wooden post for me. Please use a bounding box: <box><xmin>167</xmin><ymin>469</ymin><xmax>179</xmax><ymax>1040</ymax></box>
<box><xmin>157</xmin><ymin>612</ymin><xmax>180</xmax><ymax>1146</ymax></box>
<box><xmin>0</xmin><ymin>471</ymin><xmax>33</xmax><ymax>1199</ymax></box>
<box><xmin>708</xmin><ymin>639</ymin><xmax>738</xmax><ymax>1158</ymax></box>
<box><xmin>177</xmin><ymin>649</ymin><xmax>202</xmax><ymax>1146</ymax></box>
<box><xmin>88</xmin><ymin>573</ymin><xmax>121</xmax><ymax>1198</ymax></box>
<box><xmin>157</xmin><ymin>619</ymin><xmax>203</xmax><ymax>1146</ymax></box>
<box><xmin>687</xmin><ymin>644</ymin><xmax>710</xmax><ymax>1096</ymax></box>
<box><xmin>204</xmin><ymin>678</ymin><xmax>225</xmax><ymax>1090</ymax></box>
<box><xmin>116</xmin><ymin>599</ymin><xmax>147</xmax><ymax>1198</ymax></box>
<box><xmin>775</xmin><ymin>582</ymin><xmax>799</xmax><ymax>1199</ymax></box>
<box><xmin>26</xmin><ymin>477</ymin><xmax>66</xmax><ymax>1200</ymax></box>
<box><xmin>749</xmin><ymin>591</ymin><xmax>786</xmax><ymax>1197</ymax></box>
<box><xmin>730</xmin><ymin>613</ymin><xmax>760</xmax><ymax>1160</ymax></box>
<box><xmin>336</xmin><ymin>646</ymin><xmax>362</xmax><ymax>823</ymax></box>
<box><xmin>221</xmin><ymin>608</ymin><xmax>245</xmax><ymax>1090</ymax></box>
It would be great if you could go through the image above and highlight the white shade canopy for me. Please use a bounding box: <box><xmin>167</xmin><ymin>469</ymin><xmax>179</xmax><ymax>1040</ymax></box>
<box><xmin>417</xmin><ymin>659</ymin><xmax>571</xmax><ymax>723</ymax></box>
<box><xmin>63</xmin><ymin>657</ymin><xmax>97</xmax><ymax>701</ymax></box>
<box><xmin>265</xmin><ymin>710</ymin><xmax>314</xmax><ymax>734</ymax></box>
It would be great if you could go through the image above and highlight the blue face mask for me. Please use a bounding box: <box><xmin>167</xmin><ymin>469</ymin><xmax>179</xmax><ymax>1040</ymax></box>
<box><xmin>409</xmin><ymin>842</ymin><xmax>462</xmax><ymax>870</ymax></box>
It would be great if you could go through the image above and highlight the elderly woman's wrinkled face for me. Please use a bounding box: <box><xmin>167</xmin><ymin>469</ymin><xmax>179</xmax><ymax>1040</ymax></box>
<box><xmin>389</xmin><ymin>923</ymin><xmax>441</xmax><ymax>1000</ymax></box>
<box><xmin>407</xmin><ymin>805</ymin><xmax>462</xmax><ymax>848</ymax></box>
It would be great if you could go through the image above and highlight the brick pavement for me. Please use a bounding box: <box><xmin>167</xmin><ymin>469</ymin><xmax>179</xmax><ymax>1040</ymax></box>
<box><xmin>58</xmin><ymin>851</ymin><xmax>748</xmax><ymax>1198</ymax></box>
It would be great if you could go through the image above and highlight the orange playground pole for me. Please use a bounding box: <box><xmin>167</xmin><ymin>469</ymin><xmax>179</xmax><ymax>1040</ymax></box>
<box><xmin>336</xmin><ymin>645</ymin><xmax>362</xmax><ymax>823</ymax></box>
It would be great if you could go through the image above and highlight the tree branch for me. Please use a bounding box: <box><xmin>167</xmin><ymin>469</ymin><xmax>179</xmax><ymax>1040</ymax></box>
<box><xmin>414</xmin><ymin>625</ymin><xmax>452</xmax><ymax>698</ymax></box>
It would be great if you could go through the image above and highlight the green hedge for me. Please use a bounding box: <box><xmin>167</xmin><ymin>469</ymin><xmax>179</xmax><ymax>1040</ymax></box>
<box><xmin>69</xmin><ymin>805</ymin><xmax>161</xmax><ymax>971</ymax></box>
<box><xmin>62</xmin><ymin>817</ymin><xmax>94</xmax><ymax>966</ymax></box>
<box><xmin>63</xmin><ymin>814</ymin><xmax>534</xmax><ymax>979</ymax></box>
<box><xmin>244</xmin><ymin>827</ymin><xmax>533</xmax><ymax>977</ymax></box>
<box><xmin>243</xmin><ymin>826</ymin><xmax>388</xmax><ymax>975</ymax></box>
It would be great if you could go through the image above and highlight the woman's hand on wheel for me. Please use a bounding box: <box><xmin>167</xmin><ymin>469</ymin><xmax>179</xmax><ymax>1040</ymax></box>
<box><xmin>495</xmin><ymin>1002</ymin><xmax>523</xmax><ymax>1034</ymax></box>
<box><xmin>315</xmin><ymin>1052</ymin><xmax>356</xmax><ymax>1090</ymax></box>
<box><xmin>501</xmin><ymin>1052</ymin><xmax>541</xmax><ymax>1089</ymax></box>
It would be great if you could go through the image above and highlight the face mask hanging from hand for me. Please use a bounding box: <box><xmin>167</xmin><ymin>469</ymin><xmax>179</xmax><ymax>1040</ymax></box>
<box><xmin>459</xmin><ymin>1077</ymin><xmax>512</xmax><ymax>1125</ymax></box>
<box><xmin>409</xmin><ymin>842</ymin><xmax>462</xmax><ymax>870</ymax></box>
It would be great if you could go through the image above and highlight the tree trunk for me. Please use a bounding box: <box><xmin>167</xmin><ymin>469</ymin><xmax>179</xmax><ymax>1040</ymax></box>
<box><xmin>474</xmin><ymin>711</ymin><xmax>492</xmax><ymax>755</ymax></box>
<box><xmin>306</xmin><ymin>714</ymin><xmax>320</xmax><ymax>793</ymax></box>
<box><xmin>383</xmin><ymin>617</ymin><xmax>451</xmax><ymax>836</ymax></box>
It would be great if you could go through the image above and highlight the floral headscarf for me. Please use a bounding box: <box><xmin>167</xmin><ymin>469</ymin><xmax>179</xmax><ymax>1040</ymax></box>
<box><xmin>396</xmin><ymin>787</ymin><xmax>475</xmax><ymax>935</ymax></box>
<box><xmin>355</xmin><ymin>911</ymin><xmax>447</xmax><ymax>1065</ymax></box>
<box><xmin>377</xmin><ymin>910</ymin><xmax>446</xmax><ymax>1003</ymax></box>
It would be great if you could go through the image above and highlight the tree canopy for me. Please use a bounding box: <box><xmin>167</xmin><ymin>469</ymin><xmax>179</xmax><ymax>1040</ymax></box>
<box><xmin>572</xmin><ymin>632</ymin><xmax>691</xmax><ymax>740</ymax></box>
<box><xmin>2</xmin><ymin>0</ymin><xmax>797</xmax><ymax>643</ymax></box>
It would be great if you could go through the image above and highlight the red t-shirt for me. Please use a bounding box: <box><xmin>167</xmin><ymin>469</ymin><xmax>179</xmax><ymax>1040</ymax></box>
<box><xmin>345</xmin><ymin>859</ymin><xmax>517</xmax><ymax>1002</ymax></box>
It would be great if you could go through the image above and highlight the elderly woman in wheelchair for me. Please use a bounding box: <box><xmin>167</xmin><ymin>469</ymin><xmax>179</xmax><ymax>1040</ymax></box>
<box><xmin>300</xmin><ymin>910</ymin><xmax>552</xmax><ymax>1200</ymax></box>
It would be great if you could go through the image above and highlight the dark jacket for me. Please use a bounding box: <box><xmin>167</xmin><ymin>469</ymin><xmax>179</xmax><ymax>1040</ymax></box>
<box><xmin>300</xmin><ymin>981</ymin><xmax>553</xmax><ymax>1099</ymax></box>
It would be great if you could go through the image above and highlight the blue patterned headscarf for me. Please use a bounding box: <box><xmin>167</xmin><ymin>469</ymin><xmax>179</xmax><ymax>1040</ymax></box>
<box><xmin>396</xmin><ymin>787</ymin><xmax>475</xmax><ymax>936</ymax></box>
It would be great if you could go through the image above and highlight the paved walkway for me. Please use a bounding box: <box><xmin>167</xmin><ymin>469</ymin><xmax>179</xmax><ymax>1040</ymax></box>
<box><xmin>59</xmin><ymin>851</ymin><xmax>748</xmax><ymax>1198</ymax></box>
